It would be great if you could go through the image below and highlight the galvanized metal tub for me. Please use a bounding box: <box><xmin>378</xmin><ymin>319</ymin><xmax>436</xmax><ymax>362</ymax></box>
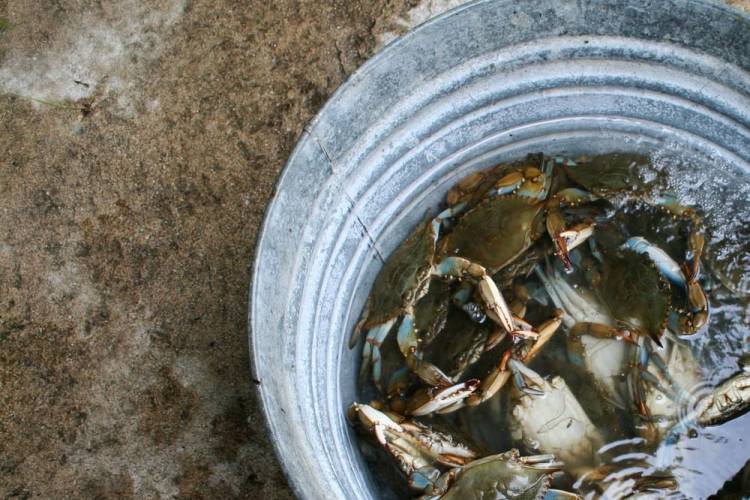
<box><xmin>250</xmin><ymin>1</ymin><xmax>750</xmax><ymax>498</ymax></box>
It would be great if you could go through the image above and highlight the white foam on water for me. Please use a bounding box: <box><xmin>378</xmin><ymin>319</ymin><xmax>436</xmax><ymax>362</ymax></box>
<box><xmin>650</xmin><ymin>147</ymin><xmax>750</xmax><ymax>297</ymax></box>
<box><xmin>633</xmin><ymin>147</ymin><xmax>750</xmax><ymax>497</ymax></box>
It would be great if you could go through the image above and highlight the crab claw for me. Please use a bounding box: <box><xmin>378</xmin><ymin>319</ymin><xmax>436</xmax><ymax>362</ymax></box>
<box><xmin>348</xmin><ymin>402</ymin><xmax>403</xmax><ymax>445</ymax></box>
<box><xmin>523</xmin><ymin>311</ymin><xmax>563</xmax><ymax>361</ymax></box>
<box><xmin>547</xmin><ymin>223</ymin><xmax>575</xmax><ymax>273</ymax></box>
<box><xmin>685</xmin><ymin>230</ymin><xmax>705</xmax><ymax>281</ymax></box>
<box><xmin>625</xmin><ymin>237</ymin><xmax>683</xmax><ymax>286</ymax></box>
<box><xmin>549</xmin><ymin>223</ymin><xmax>596</xmax><ymax>273</ymax></box>
<box><xmin>625</xmin><ymin>236</ymin><xmax>709</xmax><ymax>336</ymax></box>
<box><xmin>695</xmin><ymin>369</ymin><xmax>750</xmax><ymax>427</ymax></box>
<box><xmin>684</xmin><ymin>280</ymin><xmax>709</xmax><ymax>333</ymax></box>
<box><xmin>407</xmin><ymin>379</ymin><xmax>480</xmax><ymax>416</ymax></box>
<box><xmin>467</xmin><ymin>312</ymin><xmax>561</xmax><ymax>407</ymax></box>
<box><xmin>476</xmin><ymin>274</ymin><xmax>517</xmax><ymax>334</ymax></box>
<box><xmin>562</xmin><ymin>222</ymin><xmax>596</xmax><ymax>251</ymax></box>
<box><xmin>509</xmin><ymin>358</ymin><xmax>546</xmax><ymax>396</ymax></box>
<box><xmin>545</xmin><ymin>189</ymin><xmax>597</xmax><ymax>271</ymax></box>
<box><xmin>434</xmin><ymin>257</ymin><xmax>517</xmax><ymax>335</ymax></box>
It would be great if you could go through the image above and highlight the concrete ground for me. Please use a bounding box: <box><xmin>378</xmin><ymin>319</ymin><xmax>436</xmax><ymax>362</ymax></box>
<box><xmin>0</xmin><ymin>0</ymin><xmax>748</xmax><ymax>499</ymax></box>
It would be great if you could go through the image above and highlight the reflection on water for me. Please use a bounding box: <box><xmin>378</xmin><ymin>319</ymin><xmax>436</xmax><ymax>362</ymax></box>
<box><xmin>661</xmin><ymin>412</ymin><xmax>750</xmax><ymax>498</ymax></box>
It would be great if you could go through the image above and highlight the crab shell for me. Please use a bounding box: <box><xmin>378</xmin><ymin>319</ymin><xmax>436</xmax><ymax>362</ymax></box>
<box><xmin>445</xmin><ymin>153</ymin><xmax>545</xmax><ymax>209</ymax></box>
<box><xmin>561</xmin><ymin>153</ymin><xmax>652</xmax><ymax>197</ymax></box>
<box><xmin>425</xmin><ymin>449</ymin><xmax>568</xmax><ymax>500</ymax></box>
<box><xmin>359</xmin><ymin>220</ymin><xmax>437</xmax><ymax>331</ymax></box>
<box><xmin>438</xmin><ymin>195</ymin><xmax>545</xmax><ymax>274</ymax></box>
<box><xmin>510</xmin><ymin>375</ymin><xmax>604</xmax><ymax>471</ymax></box>
<box><xmin>596</xmin><ymin>229</ymin><xmax>673</xmax><ymax>346</ymax></box>
<box><xmin>638</xmin><ymin>335</ymin><xmax>703</xmax><ymax>442</ymax></box>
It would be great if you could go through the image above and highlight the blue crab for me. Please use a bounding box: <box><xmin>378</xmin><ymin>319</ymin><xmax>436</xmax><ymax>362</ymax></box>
<box><xmin>693</xmin><ymin>357</ymin><xmax>750</xmax><ymax>427</ymax></box>
<box><xmin>348</xmin><ymin>402</ymin><xmax>478</xmax><ymax>494</ymax></box>
<box><xmin>536</xmin><ymin>239</ymin><xmax>746</xmax><ymax>444</ymax></box>
<box><xmin>534</xmin><ymin>242</ymin><xmax>677</xmax><ymax>418</ymax></box>
<box><xmin>535</xmin><ymin>253</ymin><xmax>633</xmax><ymax>408</ymax></box>
<box><xmin>348</xmin><ymin>402</ymin><xmax>581</xmax><ymax>499</ymax></box>
<box><xmin>628</xmin><ymin>333</ymin><xmax>703</xmax><ymax>444</ymax></box>
<box><xmin>539</xmin><ymin>218</ymin><xmax>707</xmax><ymax>348</ymax></box>
<box><xmin>402</xmin><ymin>309</ymin><xmax>563</xmax><ymax>416</ymax></box>
<box><xmin>626</xmin><ymin>345</ymin><xmax>750</xmax><ymax>456</ymax></box>
<box><xmin>508</xmin><ymin>364</ymin><xmax>604</xmax><ymax>470</ymax></box>
<box><xmin>508</xmin><ymin>363</ymin><xmax>680</xmax><ymax>497</ymax></box>
<box><xmin>351</xmin><ymin>218</ymin><xmax>522</xmax><ymax>392</ymax></box>
<box><xmin>439</xmin><ymin>156</ymin><xmax>596</xmax><ymax>276</ymax></box>
<box><xmin>561</xmin><ymin>155</ymin><xmax>709</xmax><ymax>334</ymax></box>
<box><xmin>419</xmin><ymin>450</ymin><xmax>578</xmax><ymax>500</ymax></box>
<box><xmin>354</xmin><ymin>156</ymin><xmax>592</xmax><ymax>392</ymax></box>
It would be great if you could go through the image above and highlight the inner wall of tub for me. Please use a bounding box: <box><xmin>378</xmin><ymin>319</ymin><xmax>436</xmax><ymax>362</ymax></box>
<box><xmin>340</xmin><ymin>136</ymin><xmax>750</xmax><ymax>499</ymax></box>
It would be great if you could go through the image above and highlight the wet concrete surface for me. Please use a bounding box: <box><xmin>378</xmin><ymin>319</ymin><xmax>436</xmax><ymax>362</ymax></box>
<box><xmin>0</xmin><ymin>0</ymin><xmax>747</xmax><ymax>498</ymax></box>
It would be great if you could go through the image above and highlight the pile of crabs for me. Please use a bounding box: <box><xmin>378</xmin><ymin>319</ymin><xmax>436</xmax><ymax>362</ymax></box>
<box><xmin>347</xmin><ymin>153</ymin><xmax>750</xmax><ymax>499</ymax></box>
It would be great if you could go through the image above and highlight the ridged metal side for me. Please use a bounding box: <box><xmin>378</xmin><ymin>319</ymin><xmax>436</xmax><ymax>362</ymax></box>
<box><xmin>250</xmin><ymin>1</ymin><xmax>750</xmax><ymax>498</ymax></box>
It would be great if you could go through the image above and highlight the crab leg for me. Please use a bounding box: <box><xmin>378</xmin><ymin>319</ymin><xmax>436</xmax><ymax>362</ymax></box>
<box><xmin>624</xmin><ymin>236</ymin><xmax>709</xmax><ymax>334</ymax></box>
<box><xmin>545</xmin><ymin>490</ymin><xmax>585</xmax><ymax>499</ymax></box>
<box><xmin>486</xmin><ymin>157</ymin><xmax>554</xmax><ymax>200</ymax></box>
<box><xmin>407</xmin><ymin>379</ymin><xmax>480</xmax><ymax>416</ymax></box>
<box><xmin>684</xmin><ymin>229</ymin><xmax>705</xmax><ymax>282</ymax></box>
<box><xmin>624</xmin><ymin>237</ymin><xmax>683</xmax><ymax>285</ymax></box>
<box><xmin>394</xmin><ymin>310</ymin><xmax>455</xmax><ymax>387</ymax></box>
<box><xmin>545</xmin><ymin>189</ymin><xmax>597</xmax><ymax>272</ymax></box>
<box><xmin>490</xmin><ymin>170</ymin><xmax>527</xmax><ymax>196</ymax></box>
<box><xmin>433</xmin><ymin>257</ymin><xmax>536</xmax><ymax>339</ymax></box>
<box><xmin>359</xmin><ymin>317</ymin><xmax>397</xmax><ymax>390</ymax></box>
<box><xmin>637</xmin><ymin>337</ymin><xmax>692</xmax><ymax>403</ymax></box>
<box><xmin>431</xmin><ymin>203</ymin><xmax>466</xmax><ymax>234</ymax></box>
<box><xmin>676</xmin><ymin>280</ymin><xmax>709</xmax><ymax>333</ymax></box>
<box><xmin>465</xmin><ymin>313</ymin><xmax>562</xmax><ymax>407</ymax></box>
<box><xmin>569</xmin><ymin>322</ymin><xmax>638</xmax><ymax>343</ymax></box>
<box><xmin>509</xmin><ymin>358</ymin><xmax>546</xmax><ymax>396</ymax></box>
<box><xmin>652</xmin><ymin>194</ymin><xmax>705</xmax><ymax>277</ymax></box>
<box><xmin>546</xmin><ymin>205</ymin><xmax>575</xmax><ymax>271</ymax></box>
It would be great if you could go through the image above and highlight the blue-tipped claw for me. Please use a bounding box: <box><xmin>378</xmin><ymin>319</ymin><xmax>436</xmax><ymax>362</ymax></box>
<box><xmin>509</xmin><ymin>358</ymin><xmax>545</xmax><ymax>397</ymax></box>
<box><xmin>362</xmin><ymin>318</ymin><xmax>397</xmax><ymax>388</ymax></box>
<box><xmin>624</xmin><ymin>236</ymin><xmax>686</xmax><ymax>289</ymax></box>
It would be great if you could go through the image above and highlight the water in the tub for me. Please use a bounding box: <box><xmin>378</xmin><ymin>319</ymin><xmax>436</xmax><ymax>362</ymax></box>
<box><xmin>347</xmin><ymin>151</ymin><xmax>750</xmax><ymax>499</ymax></box>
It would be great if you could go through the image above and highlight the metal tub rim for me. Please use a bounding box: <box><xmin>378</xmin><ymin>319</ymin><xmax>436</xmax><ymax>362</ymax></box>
<box><xmin>249</xmin><ymin>1</ymin><xmax>750</xmax><ymax>498</ymax></box>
